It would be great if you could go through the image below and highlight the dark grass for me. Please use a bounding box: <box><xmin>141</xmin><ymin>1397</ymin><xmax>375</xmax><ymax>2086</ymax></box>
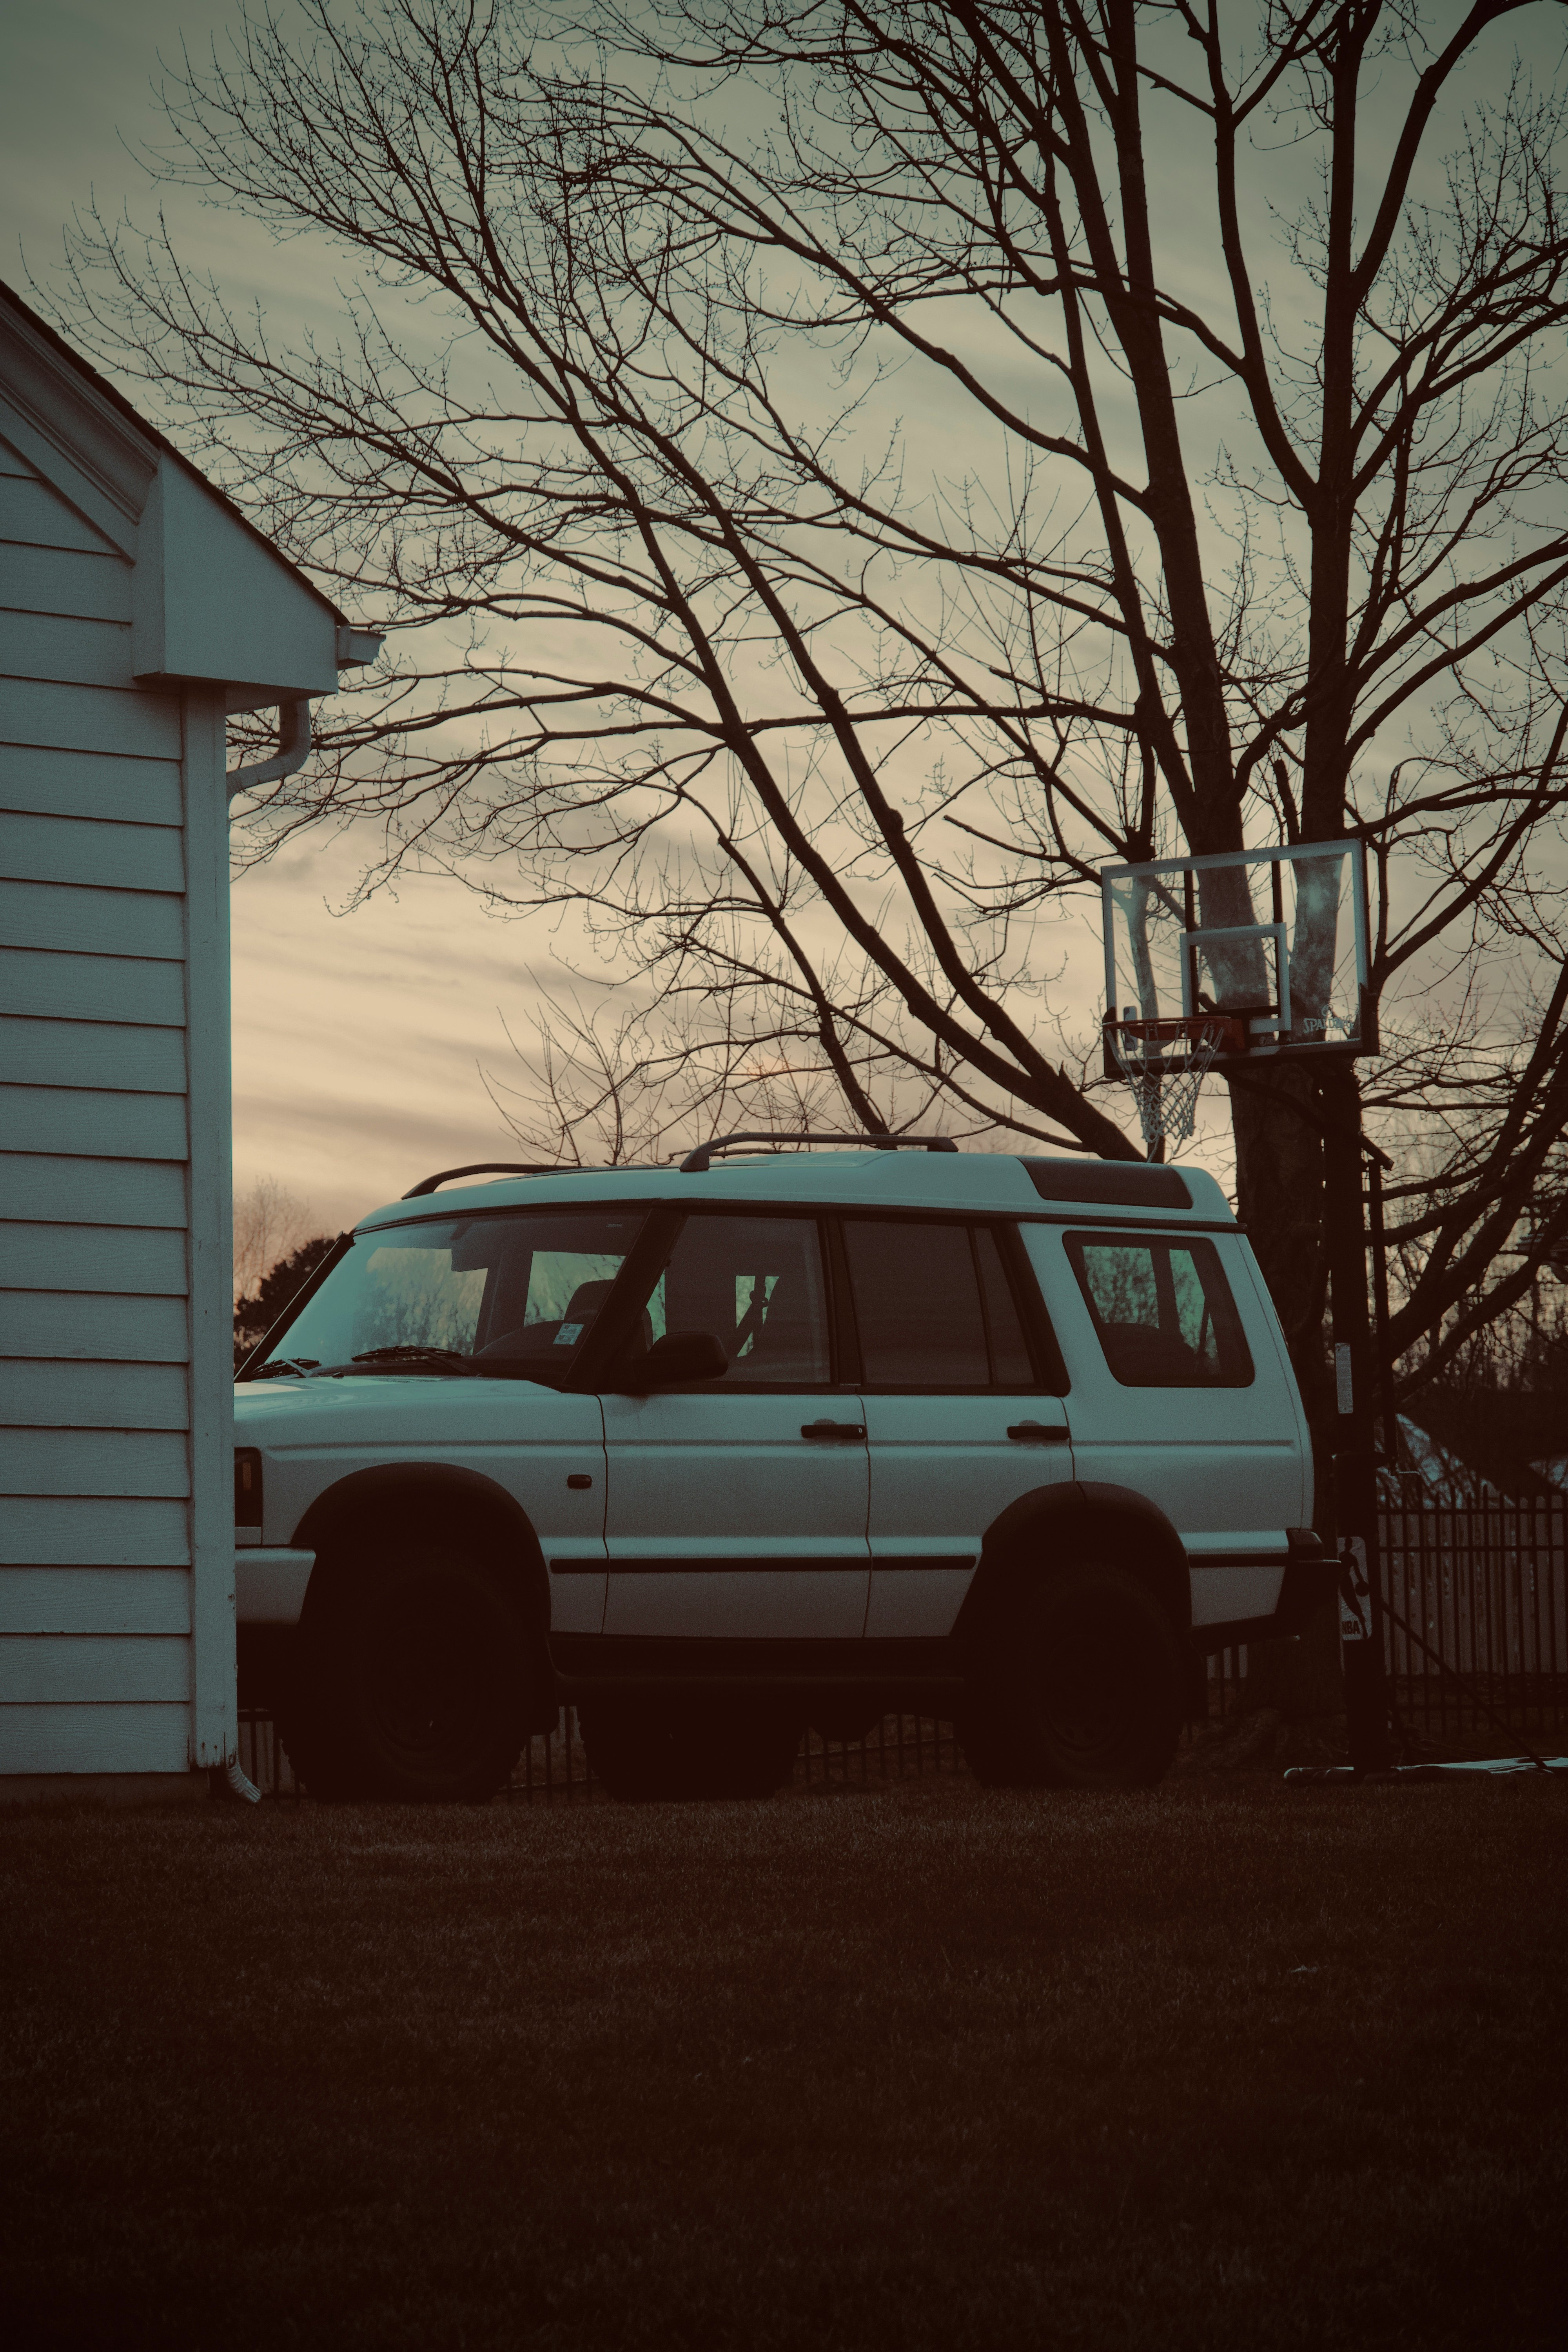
<box><xmin>2</xmin><ymin>1778</ymin><xmax>1565</xmax><ymax>2351</ymax></box>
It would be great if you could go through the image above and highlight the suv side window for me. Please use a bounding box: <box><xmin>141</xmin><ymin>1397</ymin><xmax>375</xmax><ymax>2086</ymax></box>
<box><xmin>1065</xmin><ymin>1231</ymin><xmax>1254</xmax><ymax>1388</ymax></box>
<box><xmin>651</xmin><ymin>1212</ymin><xmax>833</xmax><ymax>1387</ymax></box>
<box><xmin>842</xmin><ymin>1218</ymin><xmax>1039</xmax><ymax>1389</ymax></box>
<box><xmin>974</xmin><ymin>1225</ymin><xmax>1035</xmax><ymax>1387</ymax></box>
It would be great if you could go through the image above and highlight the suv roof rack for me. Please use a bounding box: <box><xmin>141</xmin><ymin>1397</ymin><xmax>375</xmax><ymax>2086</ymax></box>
<box><xmin>401</xmin><ymin>1136</ymin><xmax>962</xmax><ymax>1196</ymax></box>
<box><xmin>402</xmin><ymin>1162</ymin><xmax>565</xmax><ymax>1199</ymax></box>
<box><xmin>678</xmin><ymin>1131</ymin><xmax>959</xmax><ymax>1176</ymax></box>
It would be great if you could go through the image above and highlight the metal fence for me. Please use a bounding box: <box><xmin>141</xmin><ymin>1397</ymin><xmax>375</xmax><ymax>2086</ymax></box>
<box><xmin>1201</xmin><ymin>1490</ymin><xmax>1568</xmax><ymax>1753</ymax></box>
<box><xmin>504</xmin><ymin>1708</ymin><xmax>968</xmax><ymax>1799</ymax></box>
<box><xmin>233</xmin><ymin>1495</ymin><xmax>1568</xmax><ymax>1796</ymax></box>
<box><xmin>1379</xmin><ymin>1487</ymin><xmax>1568</xmax><ymax>1750</ymax></box>
<box><xmin>237</xmin><ymin>1705</ymin><xmax>965</xmax><ymax>1801</ymax></box>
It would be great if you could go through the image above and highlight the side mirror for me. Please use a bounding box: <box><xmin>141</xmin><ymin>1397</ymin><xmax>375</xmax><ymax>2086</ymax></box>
<box><xmin>633</xmin><ymin>1330</ymin><xmax>729</xmax><ymax>1388</ymax></box>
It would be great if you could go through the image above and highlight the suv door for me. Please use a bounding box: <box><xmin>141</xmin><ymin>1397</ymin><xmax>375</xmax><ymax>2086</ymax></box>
<box><xmin>601</xmin><ymin>1209</ymin><xmax>870</xmax><ymax>1639</ymax></box>
<box><xmin>838</xmin><ymin>1216</ymin><xmax>1074</xmax><ymax>1639</ymax></box>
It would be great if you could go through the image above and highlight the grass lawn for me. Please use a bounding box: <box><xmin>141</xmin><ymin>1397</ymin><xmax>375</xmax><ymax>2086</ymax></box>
<box><xmin>2</xmin><ymin>1776</ymin><xmax>1565</xmax><ymax>2351</ymax></box>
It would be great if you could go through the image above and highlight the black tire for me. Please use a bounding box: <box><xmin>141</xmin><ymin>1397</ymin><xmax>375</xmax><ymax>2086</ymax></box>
<box><xmin>958</xmin><ymin>1562</ymin><xmax>1184</xmax><ymax>1790</ymax></box>
<box><xmin>580</xmin><ymin>1699</ymin><xmax>801</xmax><ymax>1800</ymax></box>
<box><xmin>281</xmin><ymin>1542</ymin><xmax>533</xmax><ymax>1802</ymax></box>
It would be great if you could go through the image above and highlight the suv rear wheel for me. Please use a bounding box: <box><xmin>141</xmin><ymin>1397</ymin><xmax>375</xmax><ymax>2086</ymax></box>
<box><xmin>959</xmin><ymin>1562</ymin><xmax>1183</xmax><ymax>1790</ymax></box>
<box><xmin>579</xmin><ymin>1699</ymin><xmax>802</xmax><ymax>1800</ymax></box>
<box><xmin>282</xmin><ymin>1541</ymin><xmax>533</xmax><ymax>1801</ymax></box>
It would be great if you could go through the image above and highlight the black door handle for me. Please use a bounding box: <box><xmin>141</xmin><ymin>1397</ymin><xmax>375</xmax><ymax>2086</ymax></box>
<box><xmin>801</xmin><ymin>1419</ymin><xmax>867</xmax><ymax>1441</ymax></box>
<box><xmin>1007</xmin><ymin>1422</ymin><xmax>1070</xmax><ymax>1444</ymax></box>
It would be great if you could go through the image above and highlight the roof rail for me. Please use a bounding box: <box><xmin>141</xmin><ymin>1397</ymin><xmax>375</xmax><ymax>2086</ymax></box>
<box><xmin>401</xmin><ymin>1162</ymin><xmax>562</xmax><ymax>1199</ymax></box>
<box><xmin>677</xmin><ymin>1131</ymin><xmax>960</xmax><ymax>1176</ymax></box>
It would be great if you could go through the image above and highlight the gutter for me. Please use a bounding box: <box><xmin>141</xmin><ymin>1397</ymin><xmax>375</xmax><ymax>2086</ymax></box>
<box><xmin>225</xmin><ymin>631</ymin><xmax>382</xmax><ymax>799</ymax></box>
<box><xmin>227</xmin><ymin>695</ymin><xmax>313</xmax><ymax>798</ymax></box>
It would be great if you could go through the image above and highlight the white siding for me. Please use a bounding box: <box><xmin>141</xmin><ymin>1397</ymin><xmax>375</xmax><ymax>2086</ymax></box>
<box><xmin>0</xmin><ymin>1633</ymin><xmax>191</xmax><ymax>1702</ymax></box>
<box><xmin>0</xmin><ymin>1565</ymin><xmax>189</xmax><ymax>1633</ymax></box>
<box><xmin>2</xmin><ymin>544</ymin><xmax>133</xmax><ymax>625</ymax></box>
<box><xmin>1</xmin><ymin>1087</ymin><xmax>189</xmax><ymax>1158</ymax></box>
<box><xmin>0</xmin><ymin>809</ymin><xmax>185</xmax><ymax>891</ymax></box>
<box><xmin>0</xmin><ymin>1703</ymin><xmax>191</xmax><ymax>1774</ymax></box>
<box><xmin>1</xmin><ymin>304</ymin><xmax>347</xmax><ymax>1786</ymax></box>
<box><xmin>0</xmin><ymin>745</ymin><xmax>182</xmax><ymax>824</ymax></box>
<box><xmin>2</xmin><ymin>612</ymin><xmax>138</xmax><ymax>689</ymax></box>
<box><xmin>0</xmin><ymin>1153</ymin><xmax>187</xmax><ymax>1227</ymax></box>
<box><xmin>0</xmin><ymin>1497</ymin><xmax>190</xmax><ymax>1564</ymax></box>
<box><xmin>0</xmin><ymin>949</ymin><xmax>185</xmax><ymax>1025</ymax></box>
<box><xmin>3</xmin><ymin>1293</ymin><xmax>189</xmax><ymax>1361</ymax></box>
<box><xmin>0</xmin><ymin>1022</ymin><xmax>187</xmax><ymax>1093</ymax></box>
<box><xmin>0</xmin><ymin>474</ymin><xmax>120</xmax><ymax>556</ymax></box>
<box><xmin>0</xmin><ymin>1426</ymin><xmax>190</xmax><ymax>1495</ymax></box>
<box><xmin>0</xmin><ymin>1358</ymin><xmax>188</xmax><ymax>1426</ymax></box>
<box><xmin>1</xmin><ymin>436</ymin><xmax>197</xmax><ymax>1775</ymax></box>
<box><xmin>0</xmin><ymin>678</ymin><xmax>183</xmax><ymax>763</ymax></box>
<box><xmin>1</xmin><ymin>1223</ymin><xmax>188</xmax><ymax>1292</ymax></box>
<box><xmin>0</xmin><ymin>877</ymin><xmax>184</xmax><ymax>957</ymax></box>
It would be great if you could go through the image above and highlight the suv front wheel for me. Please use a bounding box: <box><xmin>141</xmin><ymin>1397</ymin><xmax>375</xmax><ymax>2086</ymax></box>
<box><xmin>282</xmin><ymin>1540</ymin><xmax>533</xmax><ymax>1801</ymax></box>
<box><xmin>959</xmin><ymin>1562</ymin><xmax>1184</xmax><ymax>1790</ymax></box>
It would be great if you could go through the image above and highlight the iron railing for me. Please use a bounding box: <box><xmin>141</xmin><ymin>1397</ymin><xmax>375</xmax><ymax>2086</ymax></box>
<box><xmin>1379</xmin><ymin>1488</ymin><xmax>1568</xmax><ymax>1750</ymax></box>
<box><xmin>237</xmin><ymin>1706</ymin><xmax>965</xmax><ymax>1800</ymax></box>
<box><xmin>1199</xmin><ymin>1490</ymin><xmax>1568</xmax><ymax>1753</ymax></box>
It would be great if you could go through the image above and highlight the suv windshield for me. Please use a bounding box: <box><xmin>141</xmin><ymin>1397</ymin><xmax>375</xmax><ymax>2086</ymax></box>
<box><xmin>243</xmin><ymin>1209</ymin><xmax>646</xmax><ymax>1382</ymax></box>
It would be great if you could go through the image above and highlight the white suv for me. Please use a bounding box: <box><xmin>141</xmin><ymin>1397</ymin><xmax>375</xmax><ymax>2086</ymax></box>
<box><xmin>234</xmin><ymin>1142</ymin><xmax>1324</xmax><ymax>1800</ymax></box>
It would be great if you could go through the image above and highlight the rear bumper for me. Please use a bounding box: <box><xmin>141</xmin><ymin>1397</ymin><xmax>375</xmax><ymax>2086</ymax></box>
<box><xmin>1191</xmin><ymin>1543</ymin><xmax>1337</xmax><ymax>1655</ymax></box>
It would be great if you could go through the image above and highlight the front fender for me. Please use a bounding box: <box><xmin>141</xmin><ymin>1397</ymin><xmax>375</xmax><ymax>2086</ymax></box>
<box><xmin>290</xmin><ymin>1462</ymin><xmax>550</xmax><ymax>1640</ymax></box>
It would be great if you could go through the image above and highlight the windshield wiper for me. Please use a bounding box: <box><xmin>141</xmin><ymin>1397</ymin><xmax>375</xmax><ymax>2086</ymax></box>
<box><xmin>251</xmin><ymin>1357</ymin><xmax>319</xmax><ymax>1380</ymax></box>
<box><xmin>347</xmin><ymin>1346</ymin><xmax>475</xmax><ymax>1373</ymax></box>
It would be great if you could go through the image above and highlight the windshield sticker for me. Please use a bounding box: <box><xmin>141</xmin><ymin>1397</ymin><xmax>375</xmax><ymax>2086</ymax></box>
<box><xmin>554</xmin><ymin>1322</ymin><xmax>584</xmax><ymax>1346</ymax></box>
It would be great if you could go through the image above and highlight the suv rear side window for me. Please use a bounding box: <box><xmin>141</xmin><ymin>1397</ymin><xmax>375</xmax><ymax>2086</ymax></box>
<box><xmin>843</xmin><ymin>1219</ymin><xmax>1038</xmax><ymax>1388</ymax></box>
<box><xmin>1065</xmin><ymin>1232</ymin><xmax>1253</xmax><ymax>1388</ymax></box>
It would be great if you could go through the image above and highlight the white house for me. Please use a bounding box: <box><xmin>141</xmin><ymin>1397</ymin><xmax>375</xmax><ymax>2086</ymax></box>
<box><xmin>0</xmin><ymin>283</ymin><xmax>376</xmax><ymax>1798</ymax></box>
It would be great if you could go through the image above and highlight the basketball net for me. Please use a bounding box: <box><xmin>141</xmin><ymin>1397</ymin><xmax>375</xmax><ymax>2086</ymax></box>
<box><xmin>1109</xmin><ymin>1018</ymin><xmax>1228</xmax><ymax>1156</ymax></box>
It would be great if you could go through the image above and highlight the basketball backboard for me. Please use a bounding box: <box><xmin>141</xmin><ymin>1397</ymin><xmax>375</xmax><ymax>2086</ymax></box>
<box><xmin>1100</xmin><ymin>841</ymin><xmax>1373</xmax><ymax>1069</ymax></box>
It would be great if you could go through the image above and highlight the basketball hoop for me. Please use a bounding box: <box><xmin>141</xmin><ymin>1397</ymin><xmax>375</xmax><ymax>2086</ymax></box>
<box><xmin>1106</xmin><ymin>1014</ymin><xmax>1245</xmax><ymax>1156</ymax></box>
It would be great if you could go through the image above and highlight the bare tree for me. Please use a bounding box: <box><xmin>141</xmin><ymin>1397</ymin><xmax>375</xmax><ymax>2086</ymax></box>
<box><xmin>49</xmin><ymin>0</ymin><xmax>1568</xmax><ymax>1435</ymax></box>
<box><xmin>481</xmin><ymin>983</ymin><xmax>865</xmax><ymax>1165</ymax></box>
<box><xmin>232</xmin><ymin>1172</ymin><xmax>316</xmax><ymax>1308</ymax></box>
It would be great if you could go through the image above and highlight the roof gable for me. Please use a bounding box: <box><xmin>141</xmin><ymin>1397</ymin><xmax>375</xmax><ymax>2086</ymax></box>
<box><xmin>0</xmin><ymin>283</ymin><xmax>349</xmax><ymax>703</ymax></box>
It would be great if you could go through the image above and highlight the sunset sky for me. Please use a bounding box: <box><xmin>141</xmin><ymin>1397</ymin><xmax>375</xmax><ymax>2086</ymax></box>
<box><xmin>5</xmin><ymin>0</ymin><xmax>1553</xmax><ymax>1247</ymax></box>
<box><xmin>2</xmin><ymin>0</ymin><xmax>590</xmax><ymax>1234</ymax></box>
<box><xmin>0</xmin><ymin>0</ymin><xmax>1127</xmax><ymax>1238</ymax></box>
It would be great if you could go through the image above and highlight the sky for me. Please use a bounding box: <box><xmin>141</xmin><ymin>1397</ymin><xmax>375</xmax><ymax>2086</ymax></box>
<box><xmin>3</xmin><ymin>0</ymin><xmax>546</xmax><ymax>1236</ymax></box>
<box><xmin>0</xmin><ymin>0</ymin><xmax>1120</xmax><ymax>1237</ymax></box>
<box><xmin>4</xmin><ymin>1</ymin><xmax>1560</xmax><ymax>1248</ymax></box>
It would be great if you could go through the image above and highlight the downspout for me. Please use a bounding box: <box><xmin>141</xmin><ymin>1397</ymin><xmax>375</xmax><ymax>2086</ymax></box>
<box><xmin>226</xmin><ymin>695</ymin><xmax>312</xmax><ymax>798</ymax></box>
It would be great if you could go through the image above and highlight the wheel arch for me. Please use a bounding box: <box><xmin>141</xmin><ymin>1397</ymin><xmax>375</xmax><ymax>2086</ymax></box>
<box><xmin>290</xmin><ymin>1463</ymin><xmax>550</xmax><ymax>1644</ymax></box>
<box><xmin>954</xmin><ymin>1481</ymin><xmax>1191</xmax><ymax>1653</ymax></box>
